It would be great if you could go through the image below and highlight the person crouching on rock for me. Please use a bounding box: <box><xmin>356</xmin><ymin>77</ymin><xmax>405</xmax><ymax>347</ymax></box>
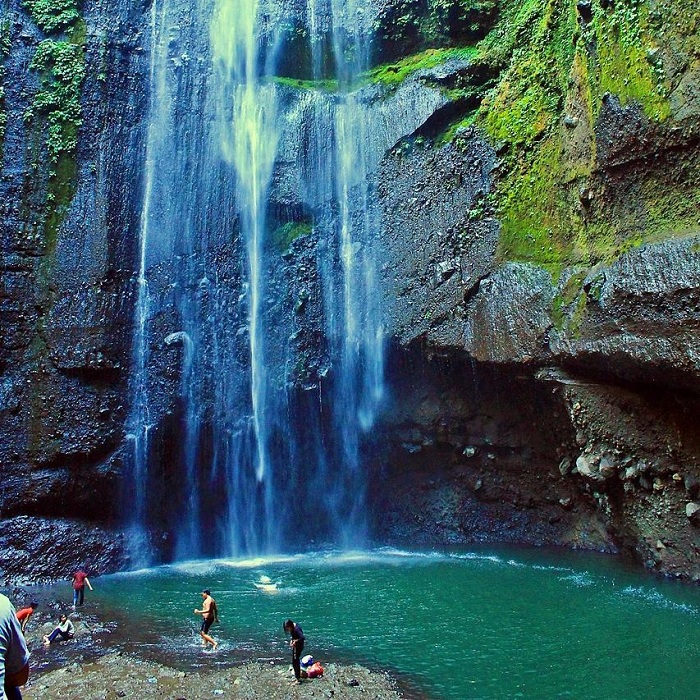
<box><xmin>194</xmin><ymin>589</ymin><xmax>218</xmax><ymax>650</ymax></box>
<box><xmin>43</xmin><ymin>614</ymin><xmax>75</xmax><ymax>645</ymax></box>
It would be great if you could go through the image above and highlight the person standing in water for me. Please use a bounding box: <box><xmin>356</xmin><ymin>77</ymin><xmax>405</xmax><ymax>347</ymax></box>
<box><xmin>194</xmin><ymin>590</ymin><xmax>218</xmax><ymax>650</ymax></box>
<box><xmin>71</xmin><ymin>569</ymin><xmax>93</xmax><ymax>609</ymax></box>
<box><xmin>283</xmin><ymin>619</ymin><xmax>305</xmax><ymax>683</ymax></box>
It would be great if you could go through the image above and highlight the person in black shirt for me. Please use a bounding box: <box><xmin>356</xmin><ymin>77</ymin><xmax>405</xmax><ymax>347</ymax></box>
<box><xmin>283</xmin><ymin>619</ymin><xmax>305</xmax><ymax>682</ymax></box>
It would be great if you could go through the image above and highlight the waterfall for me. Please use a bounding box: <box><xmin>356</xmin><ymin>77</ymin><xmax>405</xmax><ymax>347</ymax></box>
<box><xmin>305</xmin><ymin>0</ymin><xmax>386</xmax><ymax>544</ymax></box>
<box><xmin>210</xmin><ymin>0</ymin><xmax>285</xmax><ymax>550</ymax></box>
<box><xmin>126</xmin><ymin>0</ymin><xmax>385</xmax><ymax>561</ymax></box>
<box><xmin>124</xmin><ymin>0</ymin><xmax>172</xmax><ymax>565</ymax></box>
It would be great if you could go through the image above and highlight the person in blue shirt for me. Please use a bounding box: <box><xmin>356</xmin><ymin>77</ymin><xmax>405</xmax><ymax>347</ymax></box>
<box><xmin>283</xmin><ymin>619</ymin><xmax>305</xmax><ymax>683</ymax></box>
<box><xmin>1</xmin><ymin>594</ymin><xmax>30</xmax><ymax>700</ymax></box>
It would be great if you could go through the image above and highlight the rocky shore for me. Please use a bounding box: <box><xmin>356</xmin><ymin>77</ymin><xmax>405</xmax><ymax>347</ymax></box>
<box><xmin>23</xmin><ymin>653</ymin><xmax>407</xmax><ymax>700</ymax></box>
<box><xmin>14</xmin><ymin>605</ymin><xmax>411</xmax><ymax>700</ymax></box>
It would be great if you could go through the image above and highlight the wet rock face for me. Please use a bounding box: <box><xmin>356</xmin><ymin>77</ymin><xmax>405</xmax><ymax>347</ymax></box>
<box><xmin>0</xmin><ymin>516</ymin><xmax>129</xmax><ymax>584</ymax></box>
<box><xmin>371</xmin><ymin>30</ymin><xmax>700</xmax><ymax>578</ymax></box>
<box><xmin>376</xmin><ymin>141</ymin><xmax>700</xmax><ymax>578</ymax></box>
<box><xmin>375</xmin><ymin>141</ymin><xmax>700</xmax><ymax>579</ymax></box>
<box><xmin>558</xmin><ymin>382</ymin><xmax>700</xmax><ymax>580</ymax></box>
<box><xmin>370</xmin><ymin>350</ymin><xmax>615</xmax><ymax>553</ymax></box>
<box><xmin>378</xmin><ymin>128</ymin><xmax>500</xmax><ymax>349</ymax></box>
<box><xmin>0</xmin><ymin>1</ymin><xmax>147</xmax><ymax>574</ymax></box>
<box><xmin>0</xmin><ymin>0</ymin><xmax>699</xmax><ymax>584</ymax></box>
<box><xmin>551</xmin><ymin>237</ymin><xmax>700</xmax><ymax>394</ymax></box>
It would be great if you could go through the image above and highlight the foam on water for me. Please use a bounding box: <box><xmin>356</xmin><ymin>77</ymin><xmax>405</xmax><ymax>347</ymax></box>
<box><xmin>619</xmin><ymin>585</ymin><xmax>699</xmax><ymax>614</ymax></box>
<box><xmin>558</xmin><ymin>572</ymin><xmax>595</xmax><ymax>587</ymax></box>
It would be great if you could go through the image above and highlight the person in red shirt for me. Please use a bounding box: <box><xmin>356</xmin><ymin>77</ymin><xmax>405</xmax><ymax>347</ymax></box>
<box><xmin>15</xmin><ymin>602</ymin><xmax>38</xmax><ymax>634</ymax></box>
<box><xmin>71</xmin><ymin>570</ymin><xmax>93</xmax><ymax>609</ymax></box>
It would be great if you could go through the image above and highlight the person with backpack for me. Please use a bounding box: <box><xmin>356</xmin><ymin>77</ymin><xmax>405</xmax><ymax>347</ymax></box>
<box><xmin>194</xmin><ymin>589</ymin><xmax>218</xmax><ymax>650</ymax></box>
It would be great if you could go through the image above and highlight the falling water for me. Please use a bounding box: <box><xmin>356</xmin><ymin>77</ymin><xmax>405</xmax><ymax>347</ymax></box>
<box><xmin>304</xmin><ymin>0</ymin><xmax>386</xmax><ymax>544</ymax></box>
<box><xmin>127</xmin><ymin>0</ymin><xmax>386</xmax><ymax>561</ymax></box>
<box><xmin>124</xmin><ymin>0</ymin><xmax>172</xmax><ymax>565</ymax></box>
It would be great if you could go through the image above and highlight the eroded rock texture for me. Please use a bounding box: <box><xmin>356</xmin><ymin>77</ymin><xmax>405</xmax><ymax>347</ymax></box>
<box><xmin>0</xmin><ymin>0</ymin><xmax>699</xmax><ymax>582</ymax></box>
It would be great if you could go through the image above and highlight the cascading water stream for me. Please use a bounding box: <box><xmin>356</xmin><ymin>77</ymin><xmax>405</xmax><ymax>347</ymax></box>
<box><xmin>126</xmin><ymin>0</ymin><xmax>386</xmax><ymax>561</ymax></box>
<box><xmin>211</xmin><ymin>0</ymin><xmax>280</xmax><ymax>487</ymax></box>
<box><xmin>210</xmin><ymin>0</ymin><xmax>287</xmax><ymax>551</ymax></box>
<box><xmin>308</xmin><ymin>0</ymin><xmax>386</xmax><ymax>543</ymax></box>
<box><xmin>125</xmin><ymin>0</ymin><xmax>173</xmax><ymax>564</ymax></box>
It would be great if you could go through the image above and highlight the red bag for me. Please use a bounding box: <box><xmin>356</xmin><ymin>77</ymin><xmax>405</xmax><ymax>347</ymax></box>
<box><xmin>306</xmin><ymin>662</ymin><xmax>324</xmax><ymax>678</ymax></box>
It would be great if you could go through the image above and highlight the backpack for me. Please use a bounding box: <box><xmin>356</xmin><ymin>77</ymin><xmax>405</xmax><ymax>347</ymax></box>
<box><xmin>306</xmin><ymin>662</ymin><xmax>324</xmax><ymax>678</ymax></box>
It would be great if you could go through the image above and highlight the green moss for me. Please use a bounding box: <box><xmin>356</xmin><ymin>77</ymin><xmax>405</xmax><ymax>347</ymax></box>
<box><xmin>275</xmin><ymin>46</ymin><xmax>480</xmax><ymax>95</ymax></box>
<box><xmin>370</xmin><ymin>46</ymin><xmax>479</xmax><ymax>86</ymax></box>
<box><xmin>566</xmin><ymin>288</ymin><xmax>588</xmax><ymax>337</ymax></box>
<box><xmin>22</xmin><ymin>0</ymin><xmax>80</xmax><ymax>35</ymax></box>
<box><xmin>640</xmin><ymin>167</ymin><xmax>700</xmax><ymax>241</ymax></box>
<box><xmin>470</xmin><ymin>0</ymin><xmax>694</xmax><ymax>270</ymax></box>
<box><xmin>434</xmin><ymin>111</ymin><xmax>479</xmax><ymax>146</ymax></box>
<box><xmin>480</xmin><ymin>0</ymin><xmax>575</xmax><ymax>143</ymax></box>
<box><xmin>27</xmin><ymin>25</ymin><xmax>85</xmax><ymax>163</ymax></box>
<box><xmin>585</xmin><ymin>0</ymin><xmax>671</xmax><ymax>121</ymax></box>
<box><xmin>43</xmin><ymin>152</ymin><xmax>77</xmax><ymax>255</ymax></box>
<box><xmin>551</xmin><ymin>270</ymin><xmax>586</xmax><ymax>330</ymax></box>
<box><xmin>273</xmin><ymin>75</ymin><xmax>339</xmax><ymax>92</ymax></box>
<box><xmin>271</xmin><ymin>221</ymin><xmax>313</xmax><ymax>253</ymax></box>
<box><xmin>496</xmin><ymin>139</ymin><xmax>584</xmax><ymax>267</ymax></box>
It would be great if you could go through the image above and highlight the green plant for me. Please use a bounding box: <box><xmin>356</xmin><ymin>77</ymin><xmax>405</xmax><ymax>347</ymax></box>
<box><xmin>28</xmin><ymin>30</ymin><xmax>85</xmax><ymax>163</ymax></box>
<box><xmin>271</xmin><ymin>221</ymin><xmax>313</xmax><ymax>253</ymax></box>
<box><xmin>0</xmin><ymin>19</ymin><xmax>11</xmax><ymax>56</ymax></box>
<box><xmin>0</xmin><ymin>20</ymin><xmax>10</xmax><ymax>150</ymax></box>
<box><xmin>22</xmin><ymin>0</ymin><xmax>80</xmax><ymax>35</ymax></box>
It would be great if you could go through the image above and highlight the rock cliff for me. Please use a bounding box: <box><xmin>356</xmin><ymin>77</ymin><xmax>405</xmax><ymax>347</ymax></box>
<box><xmin>0</xmin><ymin>0</ymin><xmax>698</xmax><ymax>582</ymax></box>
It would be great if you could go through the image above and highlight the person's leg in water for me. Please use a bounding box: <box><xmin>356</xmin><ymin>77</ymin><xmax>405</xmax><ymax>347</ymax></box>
<box><xmin>72</xmin><ymin>588</ymin><xmax>79</xmax><ymax>610</ymax></box>
<box><xmin>199</xmin><ymin>618</ymin><xmax>217</xmax><ymax>650</ymax></box>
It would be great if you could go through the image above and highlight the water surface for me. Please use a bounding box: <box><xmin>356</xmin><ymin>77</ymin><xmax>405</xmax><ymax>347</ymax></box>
<box><xmin>63</xmin><ymin>547</ymin><xmax>700</xmax><ymax>699</ymax></box>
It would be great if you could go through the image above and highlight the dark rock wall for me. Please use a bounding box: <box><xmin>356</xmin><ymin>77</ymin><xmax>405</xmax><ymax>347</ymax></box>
<box><xmin>0</xmin><ymin>0</ymin><xmax>147</xmax><ymax>578</ymax></box>
<box><xmin>0</xmin><ymin>0</ymin><xmax>699</xmax><ymax>582</ymax></box>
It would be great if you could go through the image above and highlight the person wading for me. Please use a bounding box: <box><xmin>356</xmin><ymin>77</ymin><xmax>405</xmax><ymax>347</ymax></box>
<box><xmin>193</xmin><ymin>589</ymin><xmax>218</xmax><ymax>650</ymax></box>
<box><xmin>71</xmin><ymin>569</ymin><xmax>93</xmax><ymax>609</ymax></box>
